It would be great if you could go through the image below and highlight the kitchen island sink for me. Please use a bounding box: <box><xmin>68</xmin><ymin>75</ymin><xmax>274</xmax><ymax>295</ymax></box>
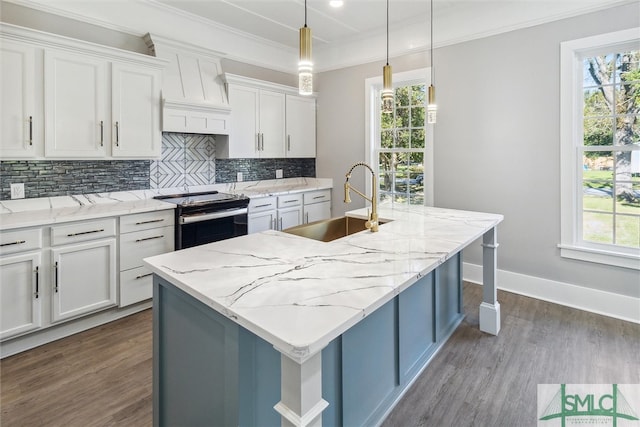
<box><xmin>283</xmin><ymin>215</ymin><xmax>390</xmax><ymax>242</ymax></box>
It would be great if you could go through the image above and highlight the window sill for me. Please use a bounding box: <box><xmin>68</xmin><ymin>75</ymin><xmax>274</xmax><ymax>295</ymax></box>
<box><xmin>558</xmin><ymin>244</ymin><xmax>640</xmax><ymax>270</ymax></box>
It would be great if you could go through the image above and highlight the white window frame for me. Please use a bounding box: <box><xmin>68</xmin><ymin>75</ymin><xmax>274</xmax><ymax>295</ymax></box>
<box><xmin>559</xmin><ymin>28</ymin><xmax>640</xmax><ymax>270</ymax></box>
<box><xmin>364</xmin><ymin>68</ymin><xmax>434</xmax><ymax>207</ymax></box>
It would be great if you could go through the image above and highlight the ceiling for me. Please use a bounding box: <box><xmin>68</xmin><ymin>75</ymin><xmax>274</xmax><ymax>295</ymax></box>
<box><xmin>7</xmin><ymin>0</ymin><xmax>636</xmax><ymax>72</ymax></box>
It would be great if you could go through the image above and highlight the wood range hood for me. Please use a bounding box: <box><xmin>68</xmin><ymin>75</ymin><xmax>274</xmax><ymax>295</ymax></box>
<box><xmin>144</xmin><ymin>34</ymin><xmax>231</xmax><ymax>135</ymax></box>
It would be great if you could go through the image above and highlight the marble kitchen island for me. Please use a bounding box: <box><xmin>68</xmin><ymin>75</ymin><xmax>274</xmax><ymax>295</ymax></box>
<box><xmin>144</xmin><ymin>205</ymin><xmax>503</xmax><ymax>427</ymax></box>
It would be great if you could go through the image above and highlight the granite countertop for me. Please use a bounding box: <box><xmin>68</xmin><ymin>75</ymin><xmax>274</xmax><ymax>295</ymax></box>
<box><xmin>0</xmin><ymin>177</ymin><xmax>333</xmax><ymax>231</ymax></box>
<box><xmin>143</xmin><ymin>205</ymin><xmax>503</xmax><ymax>362</ymax></box>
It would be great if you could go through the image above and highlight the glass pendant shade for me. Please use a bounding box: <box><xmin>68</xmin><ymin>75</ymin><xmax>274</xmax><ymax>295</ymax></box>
<box><xmin>299</xmin><ymin>26</ymin><xmax>313</xmax><ymax>95</ymax></box>
<box><xmin>382</xmin><ymin>64</ymin><xmax>393</xmax><ymax>114</ymax></box>
<box><xmin>427</xmin><ymin>84</ymin><xmax>437</xmax><ymax>123</ymax></box>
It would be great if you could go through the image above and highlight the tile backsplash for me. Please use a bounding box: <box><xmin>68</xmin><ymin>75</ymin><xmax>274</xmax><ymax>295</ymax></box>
<box><xmin>0</xmin><ymin>132</ymin><xmax>316</xmax><ymax>200</ymax></box>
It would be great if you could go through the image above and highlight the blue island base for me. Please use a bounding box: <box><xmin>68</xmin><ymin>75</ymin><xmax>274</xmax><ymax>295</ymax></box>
<box><xmin>153</xmin><ymin>253</ymin><xmax>463</xmax><ymax>427</ymax></box>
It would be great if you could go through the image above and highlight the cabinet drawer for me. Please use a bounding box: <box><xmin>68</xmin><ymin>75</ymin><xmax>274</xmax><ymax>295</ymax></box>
<box><xmin>248</xmin><ymin>196</ymin><xmax>277</xmax><ymax>213</ymax></box>
<box><xmin>0</xmin><ymin>228</ymin><xmax>42</xmax><ymax>256</ymax></box>
<box><xmin>120</xmin><ymin>266</ymin><xmax>153</xmax><ymax>307</ymax></box>
<box><xmin>119</xmin><ymin>226</ymin><xmax>174</xmax><ymax>271</ymax></box>
<box><xmin>277</xmin><ymin>193</ymin><xmax>302</xmax><ymax>208</ymax></box>
<box><xmin>120</xmin><ymin>209</ymin><xmax>174</xmax><ymax>234</ymax></box>
<box><xmin>304</xmin><ymin>189</ymin><xmax>331</xmax><ymax>205</ymax></box>
<box><xmin>51</xmin><ymin>218</ymin><xmax>116</xmax><ymax>246</ymax></box>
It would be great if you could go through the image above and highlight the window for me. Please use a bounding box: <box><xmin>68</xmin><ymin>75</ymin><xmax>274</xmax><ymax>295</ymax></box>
<box><xmin>365</xmin><ymin>69</ymin><xmax>433</xmax><ymax>207</ymax></box>
<box><xmin>560</xmin><ymin>28</ymin><xmax>640</xmax><ymax>270</ymax></box>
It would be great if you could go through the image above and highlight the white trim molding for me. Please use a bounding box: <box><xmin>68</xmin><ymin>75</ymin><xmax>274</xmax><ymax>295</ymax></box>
<box><xmin>464</xmin><ymin>262</ymin><xmax>640</xmax><ymax>324</ymax></box>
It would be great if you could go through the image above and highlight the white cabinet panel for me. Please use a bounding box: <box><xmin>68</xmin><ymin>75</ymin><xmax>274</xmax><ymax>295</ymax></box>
<box><xmin>227</xmin><ymin>85</ymin><xmax>260</xmax><ymax>158</ymax></box>
<box><xmin>248</xmin><ymin>210</ymin><xmax>276</xmax><ymax>234</ymax></box>
<box><xmin>0</xmin><ymin>228</ymin><xmax>42</xmax><ymax>256</ymax></box>
<box><xmin>112</xmin><ymin>63</ymin><xmax>161</xmax><ymax>157</ymax></box>
<box><xmin>285</xmin><ymin>94</ymin><xmax>316</xmax><ymax>158</ymax></box>
<box><xmin>278</xmin><ymin>206</ymin><xmax>302</xmax><ymax>231</ymax></box>
<box><xmin>0</xmin><ymin>252</ymin><xmax>41</xmax><ymax>340</ymax></box>
<box><xmin>120</xmin><ymin>266</ymin><xmax>153</xmax><ymax>307</ymax></box>
<box><xmin>50</xmin><ymin>218</ymin><xmax>116</xmax><ymax>246</ymax></box>
<box><xmin>119</xmin><ymin>226</ymin><xmax>173</xmax><ymax>271</ymax></box>
<box><xmin>120</xmin><ymin>210</ymin><xmax>174</xmax><ymax>233</ymax></box>
<box><xmin>259</xmin><ymin>90</ymin><xmax>285</xmax><ymax>158</ymax></box>
<box><xmin>304</xmin><ymin>200</ymin><xmax>331</xmax><ymax>224</ymax></box>
<box><xmin>0</xmin><ymin>41</ymin><xmax>39</xmax><ymax>158</ymax></box>
<box><xmin>44</xmin><ymin>50</ymin><xmax>108</xmax><ymax>157</ymax></box>
<box><xmin>51</xmin><ymin>239</ymin><xmax>116</xmax><ymax>322</ymax></box>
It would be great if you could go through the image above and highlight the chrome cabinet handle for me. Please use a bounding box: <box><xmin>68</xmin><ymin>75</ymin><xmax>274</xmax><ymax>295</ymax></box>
<box><xmin>279</xmin><ymin>217</ymin><xmax>283</xmax><ymax>230</ymax></box>
<box><xmin>272</xmin><ymin>218</ymin><xmax>276</xmax><ymax>230</ymax></box>
<box><xmin>256</xmin><ymin>133</ymin><xmax>260</xmax><ymax>151</ymax></box>
<box><xmin>35</xmin><ymin>266</ymin><xmax>39</xmax><ymax>299</ymax></box>
<box><xmin>54</xmin><ymin>261</ymin><xmax>59</xmax><ymax>293</ymax></box>
<box><xmin>115</xmin><ymin>121</ymin><xmax>119</xmax><ymax>147</ymax></box>
<box><xmin>287</xmin><ymin>135</ymin><xmax>291</xmax><ymax>151</ymax></box>
<box><xmin>67</xmin><ymin>229</ymin><xmax>104</xmax><ymax>237</ymax></box>
<box><xmin>135</xmin><ymin>235</ymin><xmax>164</xmax><ymax>243</ymax></box>
<box><xmin>135</xmin><ymin>219</ymin><xmax>165</xmax><ymax>225</ymax></box>
<box><xmin>260</xmin><ymin>133</ymin><xmax>265</xmax><ymax>151</ymax></box>
<box><xmin>305</xmin><ymin>212</ymin><xmax>309</xmax><ymax>223</ymax></box>
<box><xmin>283</xmin><ymin>199</ymin><xmax>297</xmax><ymax>204</ymax></box>
<box><xmin>29</xmin><ymin>116</ymin><xmax>33</xmax><ymax>146</ymax></box>
<box><xmin>0</xmin><ymin>240</ymin><xmax>26</xmax><ymax>247</ymax></box>
<box><xmin>135</xmin><ymin>272</ymin><xmax>153</xmax><ymax>280</ymax></box>
<box><xmin>254</xmin><ymin>203</ymin><xmax>273</xmax><ymax>209</ymax></box>
<box><xmin>313</xmin><ymin>195</ymin><xmax>325</xmax><ymax>200</ymax></box>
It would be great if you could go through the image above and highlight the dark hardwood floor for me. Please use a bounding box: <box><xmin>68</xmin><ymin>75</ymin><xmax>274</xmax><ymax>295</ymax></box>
<box><xmin>1</xmin><ymin>283</ymin><xmax>638</xmax><ymax>426</ymax></box>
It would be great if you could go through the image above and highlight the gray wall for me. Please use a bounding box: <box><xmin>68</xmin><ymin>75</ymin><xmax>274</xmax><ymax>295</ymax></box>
<box><xmin>316</xmin><ymin>3</ymin><xmax>639</xmax><ymax>298</ymax></box>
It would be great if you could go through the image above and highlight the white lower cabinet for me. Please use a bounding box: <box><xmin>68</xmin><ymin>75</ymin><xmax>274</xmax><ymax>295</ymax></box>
<box><xmin>51</xmin><ymin>238</ymin><xmax>117</xmax><ymax>322</ymax></box>
<box><xmin>118</xmin><ymin>210</ymin><xmax>174</xmax><ymax>307</ymax></box>
<box><xmin>277</xmin><ymin>207</ymin><xmax>302</xmax><ymax>230</ymax></box>
<box><xmin>0</xmin><ymin>251</ymin><xmax>42</xmax><ymax>340</ymax></box>
<box><xmin>303</xmin><ymin>189</ymin><xmax>332</xmax><ymax>223</ymax></box>
<box><xmin>248</xmin><ymin>196</ymin><xmax>277</xmax><ymax>234</ymax></box>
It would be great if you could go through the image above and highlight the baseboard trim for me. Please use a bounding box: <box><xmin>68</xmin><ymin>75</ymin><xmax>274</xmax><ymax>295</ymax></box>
<box><xmin>463</xmin><ymin>262</ymin><xmax>640</xmax><ymax>324</ymax></box>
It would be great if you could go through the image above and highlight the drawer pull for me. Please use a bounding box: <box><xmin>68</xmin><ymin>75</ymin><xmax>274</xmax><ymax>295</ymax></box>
<box><xmin>135</xmin><ymin>235</ymin><xmax>164</xmax><ymax>243</ymax></box>
<box><xmin>135</xmin><ymin>218</ymin><xmax>165</xmax><ymax>225</ymax></box>
<box><xmin>29</xmin><ymin>116</ymin><xmax>33</xmax><ymax>146</ymax></box>
<box><xmin>67</xmin><ymin>229</ymin><xmax>104</xmax><ymax>237</ymax></box>
<box><xmin>35</xmin><ymin>266</ymin><xmax>39</xmax><ymax>299</ymax></box>
<box><xmin>100</xmin><ymin>121</ymin><xmax>104</xmax><ymax>147</ymax></box>
<box><xmin>135</xmin><ymin>272</ymin><xmax>153</xmax><ymax>280</ymax></box>
<box><xmin>283</xmin><ymin>199</ymin><xmax>298</xmax><ymax>204</ymax></box>
<box><xmin>115</xmin><ymin>121</ymin><xmax>119</xmax><ymax>147</ymax></box>
<box><xmin>312</xmin><ymin>195</ymin><xmax>326</xmax><ymax>199</ymax></box>
<box><xmin>254</xmin><ymin>203</ymin><xmax>273</xmax><ymax>208</ymax></box>
<box><xmin>54</xmin><ymin>261</ymin><xmax>59</xmax><ymax>293</ymax></box>
<box><xmin>0</xmin><ymin>240</ymin><xmax>26</xmax><ymax>247</ymax></box>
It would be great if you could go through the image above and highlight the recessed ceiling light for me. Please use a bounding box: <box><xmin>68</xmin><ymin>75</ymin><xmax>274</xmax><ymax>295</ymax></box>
<box><xmin>329</xmin><ymin>0</ymin><xmax>344</xmax><ymax>8</ymax></box>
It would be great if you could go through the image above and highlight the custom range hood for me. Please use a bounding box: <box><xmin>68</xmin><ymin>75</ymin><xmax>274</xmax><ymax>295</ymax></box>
<box><xmin>144</xmin><ymin>34</ymin><xmax>230</xmax><ymax>135</ymax></box>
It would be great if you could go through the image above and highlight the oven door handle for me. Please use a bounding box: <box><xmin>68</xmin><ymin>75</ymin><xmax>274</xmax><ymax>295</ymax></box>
<box><xmin>179</xmin><ymin>208</ymin><xmax>248</xmax><ymax>225</ymax></box>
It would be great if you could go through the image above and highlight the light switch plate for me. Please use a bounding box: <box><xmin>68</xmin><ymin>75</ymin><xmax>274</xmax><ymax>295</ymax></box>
<box><xmin>10</xmin><ymin>183</ymin><xmax>25</xmax><ymax>199</ymax></box>
<box><xmin>236</xmin><ymin>172</ymin><xmax>243</xmax><ymax>182</ymax></box>
<box><xmin>276</xmin><ymin>169</ymin><xmax>283</xmax><ymax>179</ymax></box>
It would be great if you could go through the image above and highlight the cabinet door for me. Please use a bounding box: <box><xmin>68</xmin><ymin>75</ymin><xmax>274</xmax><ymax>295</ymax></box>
<box><xmin>229</xmin><ymin>85</ymin><xmax>260</xmax><ymax>158</ymax></box>
<box><xmin>51</xmin><ymin>239</ymin><xmax>116</xmax><ymax>322</ymax></box>
<box><xmin>0</xmin><ymin>252</ymin><xmax>42</xmax><ymax>340</ymax></box>
<box><xmin>304</xmin><ymin>201</ymin><xmax>331</xmax><ymax>224</ymax></box>
<box><xmin>277</xmin><ymin>207</ymin><xmax>302</xmax><ymax>231</ymax></box>
<box><xmin>0</xmin><ymin>41</ymin><xmax>39</xmax><ymax>158</ymax></box>
<box><xmin>248</xmin><ymin>211</ymin><xmax>276</xmax><ymax>234</ymax></box>
<box><xmin>111</xmin><ymin>63</ymin><xmax>161</xmax><ymax>157</ymax></box>
<box><xmin>44</xmin><ymin>50</ymin><xmax>108</xmax><ymax>157</ymax></box>
<box><xmin>259</xmin><ymin>90</ymin><xmax>285</xmax><ymax>158</ymax></box>
<box><xmin>285</xmin><ymin>94</ymin><xmax>316</xmax><ymax>158</ymax></box>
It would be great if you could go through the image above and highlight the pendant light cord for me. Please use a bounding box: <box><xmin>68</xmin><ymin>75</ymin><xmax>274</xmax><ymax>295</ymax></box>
<box><xmin>386</xmin><ymin>0</ymin><xmax>389</xmax><ymax>66</ymax></box>
<box><xmin>304</xmin><ymin>0</ymin><xmax>308</xmax><ymax>27</ymax></box>
<box><xmin>430</xmin><ymin>0</ymin><xmax>434</xmax><ymax>84</ymax></box>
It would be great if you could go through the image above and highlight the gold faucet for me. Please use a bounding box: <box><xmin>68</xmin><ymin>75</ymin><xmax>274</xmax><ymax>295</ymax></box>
<box><xmin>344</xmin><ymin>162</ymin><xmax>379</xmax><ymax>232</ymax></box>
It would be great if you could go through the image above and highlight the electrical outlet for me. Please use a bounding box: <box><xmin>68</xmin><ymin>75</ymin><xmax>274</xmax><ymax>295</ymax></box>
<box><xmin>276</xmin><ymin>169</ymin><xmax>283</xmax><ymax>179</ymax></box>
<box><xmin>10</xmin><ymin>183</ymin><xmax>25</xmax><ymax>199</ymax></box>
<box><xmin>236</xmin><ymin>172</ymin><xmax>243</xmax><ymax>182</ymax></box>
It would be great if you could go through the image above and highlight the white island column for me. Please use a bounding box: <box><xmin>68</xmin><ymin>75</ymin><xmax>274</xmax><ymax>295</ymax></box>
<box><xmin>479</xmin><ymin>226</ymin><xmax>501</xmax><ymax>335</ymax></box>
<box><xmin>274</xmin><ymin>351</ymin><xmax>329</xmax><ymax>427</ymax></box>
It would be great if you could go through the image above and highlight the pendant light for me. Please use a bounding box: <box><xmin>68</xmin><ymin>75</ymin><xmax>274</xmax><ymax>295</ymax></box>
<box><xmin>299</xmin><ymin>0</ymin><xmax>313</xmax><ymax>95</ymax></box>
<box><xmin>427</xmin><ymin>0</ymin><xmax>437</xmax><ymax>123</ymax></box>
<box><xmin>381</xmin><ymin>0</ymin><xmax>394</xmax><ymax>114</ymax></box>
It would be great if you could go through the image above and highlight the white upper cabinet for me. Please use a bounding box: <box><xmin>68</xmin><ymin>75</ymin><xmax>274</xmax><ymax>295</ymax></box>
<box><xmin>0</xmin><ymin>40</ymin><xmax>40</xmax><ymax>158</ymax></box>
<box><xmin>285</xmin><ymin>94</ymin><xmax>316</xmax><ymax>158</ymax></box>
<box><xmin>111</xmin><ymin>63</ymin><xmax>161</xmax><ymax>157</ymax></box>
<box><xmin>44</xmin><ymin>50</ymin><xmax>109</xmax><ymax>158</ymax></box>
<box><xmin>1</xmin><ymin>23</ymin><xmax>165</xmax><ymax>160</ymax></box>
<box><xmin>220</xmin><ymin>74</ymin><xmax>315</xmax><ymax>159</ymax></box>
